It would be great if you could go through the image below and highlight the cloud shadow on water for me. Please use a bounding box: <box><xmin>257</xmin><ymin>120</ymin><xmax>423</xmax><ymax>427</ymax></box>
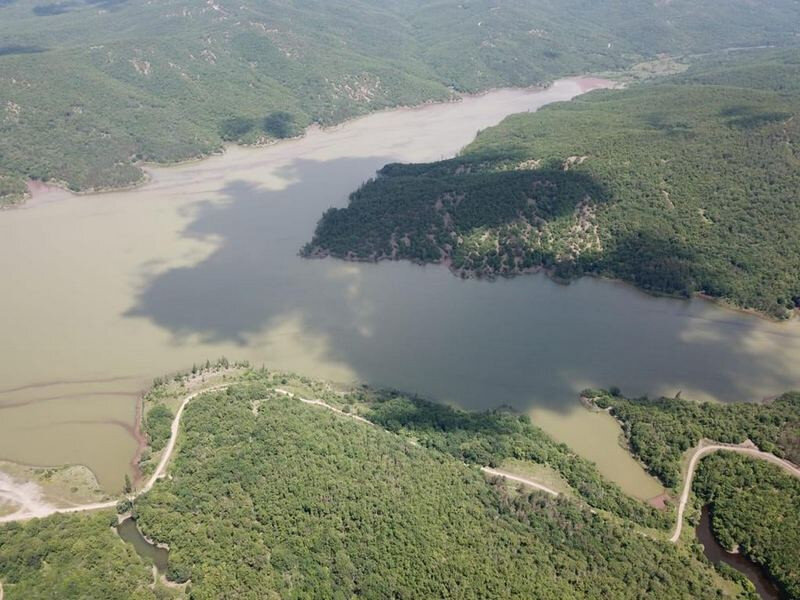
<box><xmin>125</xmin><ymin>157</ymin><xmax>391</xmax><ymax>344</ymax></box>
<box><xmin>125</xmin><ymin>156</ymin><xmax>800</xmax><ymax>417</ymax></box>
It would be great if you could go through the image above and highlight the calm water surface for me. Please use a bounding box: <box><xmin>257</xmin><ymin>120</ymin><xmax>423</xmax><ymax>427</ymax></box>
<box><xmin>696</xmin><ymin>506</ymin><xmax>782</xmax><ymax>600</ymax></box>
<box><xmin>1</xmin><ymin>78</ymin><xmax>799</xmax><ymax>497</ymax></box>
<box><xmin>117</xmin><ymin>517</ymin><xmax>169</xmax><ymax>574</ymax></box>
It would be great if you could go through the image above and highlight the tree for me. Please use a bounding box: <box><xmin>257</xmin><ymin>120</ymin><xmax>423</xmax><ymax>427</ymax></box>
<box><xmin>263</xmin><ymin>112</ymin><xmax>295</xmax><ymax>139</ymax></box>
<box><xmin>220</xmin><ymin>116</ymin><xmax>255</xmax><ymax>141</ymax></box>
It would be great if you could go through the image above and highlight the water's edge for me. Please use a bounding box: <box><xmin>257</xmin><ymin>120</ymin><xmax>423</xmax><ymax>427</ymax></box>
<box><xmin>117</xmin><ymin>517</ymin><xmax>169</xmax><ymax>574</ymax></box>
<box><xmin>696</xmin><ymin>505</ymin><xmax>783</xmax><ymax>600</ymax></box>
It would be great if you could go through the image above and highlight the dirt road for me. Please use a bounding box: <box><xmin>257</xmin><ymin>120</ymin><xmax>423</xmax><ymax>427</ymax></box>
<box><xmin>669</xmin><ymin>439</ymin><xmax>800</xmax><ymax>543</ymax></box>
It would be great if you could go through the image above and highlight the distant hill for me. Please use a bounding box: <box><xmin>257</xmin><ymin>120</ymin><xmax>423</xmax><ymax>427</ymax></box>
<box><xmin>2</xmin><ymin>0</ymin><xmax>800</xmax><ymax>203</ymax></box>
<box><xmin>304</xmin><ymin>49</ymin><xmax>800</xmax><ymax>318</ymax></box>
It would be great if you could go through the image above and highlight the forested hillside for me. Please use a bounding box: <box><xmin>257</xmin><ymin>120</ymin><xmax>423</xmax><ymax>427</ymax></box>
<box><xmin>131</xmin><ymin>377</ymin><xmax>728</xmax><ymax>598</ymax></box>
<box><xmin>2</xmin><ymin>0</ymin><xmax>800</xmax><ymax>204</ymax></box>
<box><xmin>584</xmin><ymin>387</ymin><xmax>800</xmax><ymax>595</ymax></box>
<box><xmin>694</xmin><ymin>453</ymin><xmax>800</xmax><ymax>599</ymax></box>
<box><xmin>4</xmin><ymin>369</ymin><xmax>792</xmax><ymax>598</ymax></box>
<box><xmin>305</xmin><ymin>50</ymin><xmax>800</xmax><ymax>317</ymax></box>
<box><xmin>348</xmin><ymin>387</ymin><xmax>669</xmax><ymax>529</ymax></box>
<box><xmin>587</xmin><ymin>389</ymin><xmax>800</xmax><ymax>488</ymax></box>
<box><xmin>0</xmin><ymin>512</ymin><xmax>158</xmax><ymax>598</ymax></box>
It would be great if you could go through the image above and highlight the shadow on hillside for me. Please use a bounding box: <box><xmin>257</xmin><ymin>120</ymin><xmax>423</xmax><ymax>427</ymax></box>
<box><xmin>597</xmin><ymin>229</ymin><xmax>716</xmax><ymax>298</ymax></box>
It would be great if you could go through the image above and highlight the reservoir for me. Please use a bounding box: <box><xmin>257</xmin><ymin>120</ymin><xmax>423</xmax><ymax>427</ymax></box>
<box><xmin>1</xmin><ymin>77</ymin><xmax>799</xmax><ymax>499</ymax></box>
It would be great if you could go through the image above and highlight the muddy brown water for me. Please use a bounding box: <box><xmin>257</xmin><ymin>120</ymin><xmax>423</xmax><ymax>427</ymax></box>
<box><xmin>1</xmin><ymin>78</ymin><xmax>799</xmax><ymax>498</ymax></box>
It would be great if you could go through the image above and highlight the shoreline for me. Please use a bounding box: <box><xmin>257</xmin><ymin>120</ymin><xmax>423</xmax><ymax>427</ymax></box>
<box><xmin>307</xmin><ymin>250</ymin><xmax>799</xmax><ymax>324</ymax></box>
<box><xmin>669</xmin><ymin>439</ymin><xmax>800</xmax><ymax>543</ymax></box>
<box><xmin>13</xmin><ymin>76</ymin><xmax>606</xmax><ymax>208</ymax></box>
<box><xmin>0</xmin><ymin>378</ymin><xmax>564</xmax><ymax>525</ymax></box>
<box><xmin>129</xmin><ymin>396</ymin><xmax>147</xmax><ymax>488</ymax></box>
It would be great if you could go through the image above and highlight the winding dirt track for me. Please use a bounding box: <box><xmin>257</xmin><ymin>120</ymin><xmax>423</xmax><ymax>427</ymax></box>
<box><xmin>3</xmin><ymin>384</ymin><xmax>797</xmax><ymax>550</ymax></box>
<box><xmin>272</xmin><ymin>389</ymin><xmax>561</xmax><ymax>496</ymax></box>
<box><xmin>0</xmin><ymin>385</ymin><xmax>231</xmax><ymax>524</ymax></box>
<box><xmin>140</xmin><ymin>385</ymin><xmax>231</xmax><ymax>495</ymax></box>
<box><xmin>0</xmin><ymin>384</ymin><xmax>557</xmax><ymax>524</ymax></box>
<box><xmin>669</xmin><ymin>439</ymin><xmax>800</xmax><ymax>543</ymax></box>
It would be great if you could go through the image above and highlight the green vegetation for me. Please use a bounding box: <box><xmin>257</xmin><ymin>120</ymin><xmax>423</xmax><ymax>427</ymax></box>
<box><xmin>262</xmin><ymin>111</ymin><xmax>296</xmax><ymax>139</ymax></box>
<box><xmin>131</xmin><ymin>375</ymin><xmax>728</xmax><ymax>598</ymax></box>
<box><xmin>673</xmin><ymin>47</ymin><xmax>800</xmax><ymax>94</ymax></box>
<box><xmin>219</xmin><ymin>111</ymin><xmax>297</xmax><ymax>142</ymax></box>
<box><xmin>3</xmin><ymin>369</ymin><xmax>781</xmax><ymax>598</ymax></box>
<box><xmin>2</xmin><ymin>1</ymin><xmax>800</xmax><ymax>204</ymax></box>
<box><xmin>305</xmin><ymin>49</ymin><xmax>800</xmax><ymax>318</ymax></box>
<box><xmin>350</xmin><ymin>388</ymin><xmax>669</xmax><ymax>529</ymax></box>
<box><xmin>144</xmin><ymin>403</ymin><xmax>173</xmax><ymax>452</ymax></box>
<box><xmin>694</xmin><ymin>452</ymin><xmax>800</xmax><ymax>598</ymax></box>
<box><xmin>0</xmin><ymin>511</ymin><xmax>157</xmax><ymax>599</ymax></box>
<box><xmin>587</xmin><ymin>390</ymin><xmax>800</xmax><ymax>488</ymax></box>
<box><xmin>581</xmin><ymin>387</ymin><xmax>799</xmax><ymax>595</ymax></box>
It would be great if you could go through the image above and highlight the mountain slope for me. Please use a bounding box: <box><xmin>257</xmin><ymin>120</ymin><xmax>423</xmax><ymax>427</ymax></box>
<box><xmin>2</xmin><ymin>0</ymin><xmax>800</xmax><ymax>203</ymax></box>
<box><xmin>133</xmin><ymin>376</ymin><xmax>727</xmax><ymax>598</ymax></box>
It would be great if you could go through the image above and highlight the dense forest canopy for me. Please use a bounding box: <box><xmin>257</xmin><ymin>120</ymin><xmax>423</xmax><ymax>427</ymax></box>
<box><xmin>693</xmin><ymin>453</ymin><xmax>800</xmax><ymax>599</ymax></box>
<box><xmin>305</xmin><ymin>49</ymin><xmax>800</xmax><ymax>317</ymax></box>
<box><xmin>1</xmin><ymin>0</ymin><xmax>800</xmax><ymax>203</ymax></box>
<box><xmin>132</xmin><ymin>375</ymin><xmax>727</xmax><ymax>598</ymax></box>
<box><xmin>588</xmin><ymin>388</ymin><xmax>800</xmax><ymax>596</ymax></box>
<box><xmin>588</xmin><ymin>389</ymin><xmax>800</xmax><ymax>488</ymax></box>
<box><xmin>0</xmin><ymin>512</ymin><xmax>159</xmax><ymax>599</ymax></box>
<box><xmin>4</xmin><ymin>369</ymin><xmax>798</xmax><ymax>598</ymax></box>
<box><xmin>347</xmin><ymin>386</ymin><xmax>669</xmax><ymax>529</ymax></box>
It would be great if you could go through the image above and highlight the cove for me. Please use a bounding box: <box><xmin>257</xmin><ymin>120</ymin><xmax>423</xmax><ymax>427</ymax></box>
<box><xmin>696</xmin><ymin>506</ymin><xmax>783</xmax><ymax>600</ymax></box>
<box><xmin>0</xmin><ymin>77</ymin><xmax>799</xmax><ymax>500</ymax></box>
<box><xmin>117</xmin><ymin>517</ymin><xmax>169</xmax><ymax>575</ymax></box>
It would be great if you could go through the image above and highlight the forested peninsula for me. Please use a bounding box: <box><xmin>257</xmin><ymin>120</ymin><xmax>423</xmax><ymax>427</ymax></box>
<box><xmin>2</xmin><ymin>0</ymin><xmax>800</xmax><ymax>204</ymax></box>
<box><xmin>588</xmin><ymin>388</ymin><xmax>800</xmax><ymax>597</ymax></box>
<box><xmin>304</xmin><ymin>49</ymin><xmax>800</xmax><ymax>318</ymax></box>
<box><xmin>4</xmin><ymin>367</ymin><xmax>790</xmax><ymax>599</ymax></box>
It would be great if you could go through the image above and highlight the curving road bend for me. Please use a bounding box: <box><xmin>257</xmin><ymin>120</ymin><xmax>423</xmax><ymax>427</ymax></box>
<box><xmin>139</xmin><ymin>384</ymin><xmax>231</xmax><ymax>495</ymax></box>
<box><xmin>3</xmin><ymin>384</ymin><xmax>797</xmax><ymax>548</ymax></box>
<box><xmin>273</xmin><ymin>389</ymin><xmax>561</xmax><ymax>496</ymax></box>
<box><xmin>0</xmin><ymin>384</ymin><xmax>232</xmax><ymax>524</ymax></box>
<box><xmin>669</xmin><ymin>439</ymin><xmax>800</xmax><ymax>543</ymax></box>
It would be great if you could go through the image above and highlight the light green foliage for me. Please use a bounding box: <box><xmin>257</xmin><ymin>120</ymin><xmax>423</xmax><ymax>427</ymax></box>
<box><xmin>2</xmin><ymin>0</ymin><xmax>800</xmax><ymax>203</ymax></box>
<box><xmin>584</xmin><ymin>388</ymin><xmax>799</xmax><ymax>597</ymax></box>
<box><xmin>674</xmin><ymin>47</ymin><xmax>800</xmax><ymax>93</ymax></box>
<box><xmin>306</xmin><ymin>49</ymin><xmax>800</xmax><ymax>317</ymax></box>
<box><xmin>694</xmin><ymin>452</ymin><xmax>800</xmax><ymax>598</ymax></box>
<box><xmin>0</xmin><ymin>170</ymin><xmax>26</xmax><ymax>204</ymax></box>
<box><xmin>590</xmin><ymin>390</ymin><xmax>800</xmax><ymax>488</ymax></box>
<box><xmin>0</xmin><ymin>511</ymin><xmax>156</xmax><ymax>599</ymax></box>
